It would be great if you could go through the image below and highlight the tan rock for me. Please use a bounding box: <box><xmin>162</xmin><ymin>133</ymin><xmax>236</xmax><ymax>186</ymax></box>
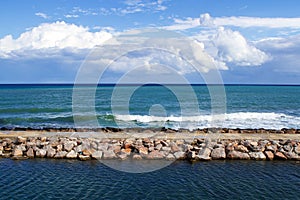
<box><xmin>235</xmin><ymin>145</ymin><xmax>249</xmax><ymax>153</ymax></box>
<box><xmin>227</xmin><ymin>151</ymin><xmax>250</xmax><ymax>160</ymax></box>
<box><xmin>146</xmin><ymin>150</ymin><xmax>164</xmax><ymax>159</ymax></box>
<box><xmin>197</xmin><ymin>148</ymin><xmax>212</xmax><ymax>161</ymax></box>
<box><xmin>54</xmin><ymin>151</ymin><xmax>68</xmax><ymax>159</ymax></box>
<box><xmin>66</xmin><ymin>150</ymin><xmax>77</xmax><ymax>159</ymax></box>
<box><xmin>91</xmin><ymin>151</ymin><xmax>103</xmax><ymax>159</ymax></box>
<box><xmin>274</xmin><ymin>152</ymin><xmax>287</xmax><ymax>160</ymax></box>
<box><xmin>138</xmin><ymin>146</ymin><xmax>148</xmax><ymax>156</ymax></box>
<box><xmin>264</xmin><ymin>151</ymin><xmax>274</xmax><ymax>160</ymax></box>
<box><xmin>132</xmin><ymin>154</ymin><xmax>142</xmax><ymax>160</ymax></box>
<box><xmin>211</xmin><ymin>148</ymin><xmax>226</xmax><ymax>159</ymax></box>
<box><xmin>121</xmin><ymin>148</ymin><xmax>131</xmax><ymax>155</ymax></box>
<box><xmin>174</xmin><ymin>151</ymin><xmax>186</xmax><ymax>160</ymax></box>
<box><xmin>249</xmin><ymin>152</ymin><xmax>266</xmax><ymax>160</ymax></box>
<box><xmin>26</xmin><ymin>148</ymin><xmax>35</xmax><ymax>158</ymax></box>
<box><xmin>79</xmin><ymin>154</ymin><xmax>90</xmax><ymax>161</ymax></box>
<box><xmin>12</xmin><ymin>147</ymin><xmax>23</xmax><ymax>157</ymax></box>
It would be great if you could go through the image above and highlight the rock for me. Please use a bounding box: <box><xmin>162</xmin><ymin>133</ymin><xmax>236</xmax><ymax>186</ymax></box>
<box><xmin>294</xmin><ymin>145</ymin><xmax>300</xmax><ymax>155</ymax></box>
<box><xmin>274</xmin><ymin>152</ymin><xmax>287</xmax><ymax>160</ymax></box>
<box><xmin>173</xmin><ymin>151</ymin><xmax>186</xmax><ymax>160</ymax></box>
<box><xmin>97</xmin><ymin>143</ymin><xmax>109</xmax><ymax>151</ymax></box>
<box><xmin>79</xmin><ymin>155</ymin><xmax>90</xmax><ymax>161</ymax></box>
<box><xmin>170</xmin><ymin>143</ymin><xmax>180</xmax><ymax>152</ymax></box>
<box><xmin>211</xmin><ymin>148</ymin><xmax>226</xmax><ymax>159</ymax></box>
<box><xmin>196</xmin><ymin>148</ymin><xmax>212</xmax><ymax>161</ymax></box>
<box><xmin>138</xmin><ymin>146</ymin><xmax>148</xmax><ymax>156</ymax></box>
<box><xmin>146</xmin><ymin>150</ymin><xmax>164</xmax><ymax>159</ymax></box>
<box><xmin>235</xmin><ymin>145</ymin><xmax>249</xmax><ymax>153</ymax></box>
<box><xmin>66</xmin><ymin>150</ymin><xmax>77</xmax><ymax>159</ymax></box>
<box><xmin>165</xmin><ymin>153</ymin><xmax>175</xmax><ymax>160</ymax></box>
<box><xmin>284</xmin><ymin>151</ymin><xmax>300</xmax><ymax>160</ymax></box>
<box><xmin>187</xmin><ymin>151</ymin><xmax>196</xmax><ymax>160</ymax></box>
<box><xmin>12</xmin><ymin>147</ymin><xmax>23</xmax><ymax>157</ymax></box>
<box><xmin>227</xmin><ymin>151</ymin><xmax>250</xmax><ymax>160</ymax></box>
<box><xmin>63</xmin><ymin>141</ymin><xmax>75</xmax><ymax>152</ymax></box>
<box><xmin>26</xmin><ymin>148</ymin><xmax>35</xmax><ymax>158</ymax></box>
<box><xmin>17</xmin><ymin>136</ymin><xmax>27</xmax><ymax>144</ymax></box>
<box><xmin>132</xmin><ymin>154</ymin><xmax>142</xmax><ymax>160</ymax></box>
<box><xmin>54</xmin><ymin>151</ymin><xmax>68</xmax><ymax>159</ymax></box>
<box><xmin>160</xmin><ymin>140</ymin><xmax>169</xmax><ymax>147</ymax></box>
<box><xmin>117</xmin><ymin>152</ymin><xmax>128</xmax><ymax>160</ymax></box>
<box><xmin>103</xmin><ymin>150</ymin><xmax>117</xmax><ymax>159</ymax></box>
<box><xmin>36</xmin><ymin>149</ymin><xmax>47</xmax><ymax>158</ymax></box>
<box><xmin>91</xmin><ymin>151</ymin><xmax>103</xmax><ymax>159</ymax></box>
<box><xmin>155</xmin><ymin>144</ymin><xmax>162</xmax><ymax>150</ymax></box>
<box><xmin>0</xmin><ymin>150</ymin><xmax>2</xmax><ymax>157</ymax></box>
<box><xmin>249</xmin><ymin>152</ymin><xmax>266</xmax><ymax>160</ymax></box>
<box><xmin>264</xmin><ymin>151</ymin><xmax>274</xmax><ymax>160</ymax></box>
<box><xmin>121</xmin><ymin>148</ymin><xmax>131</xmax><ymax>155</ymax></box>
<box><xmin>82</xmin><ymin>149</ymin><xmax>92</xmax><ymax>156</ymax></box>
<box><xmin>46</xmin><ymin>147</ymin><xmax>56</xmax><ymax>158</ymax></box>
<box><xmin>161</xmin><ymin>147</ymin><xmax>171</xmax><ymax>152</ymax></box>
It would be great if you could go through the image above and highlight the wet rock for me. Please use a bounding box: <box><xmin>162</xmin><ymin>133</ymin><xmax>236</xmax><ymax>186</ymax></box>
<box><xmin>274</xmin><ymin>152</ymin><xmax>287</xmax><ymax>160</ymax></box>
<box><xmin>227</xmin><ymin>151</ymin><xmax>250</xmax><ymax>160</ymax></box>
<box><xmin>211</xmin><ymin>148</ymin><xmax>226</xmax><ymax>159</ymax></box>
<box><xmin>54</xmin><ymin>151</ymin><xmax>68</xmax><ymax>159</ymax></box>
<box><xmin>91</xmin><ymin>151</ymin><xmax>103</xmax><ymax>159</ymax></box>
<box><xmin>26</xmin><ymin>148</ymin><xmax>35</xmax><ymax>158</ymax></box>
<box><xmin>249</xmin><ymin>152</ymin><xmax>266</xmax><ymax>160</ymax></box>
<box><xmin>174</xmin><ymin>151</ymin><xmax>186</xmax><ymax>160</ymax></box>
<box><xmin>36</xmin><ymin>148</ymin><xmax>47</xmax><ymax>158</ymax></box>
<box><xmin>264</xmin><ymin>151</ymin><xmax>274</xmax><ymax>160</ymax></box>
<box><xmin>196</xmin><ymin>148</ymin><xmax>212</xmax><ymax>161</ymax></box>
<box><xmin>66</xmin><ymin>150</ymin><xmax>77</xmax><ymax>159</ymax></box>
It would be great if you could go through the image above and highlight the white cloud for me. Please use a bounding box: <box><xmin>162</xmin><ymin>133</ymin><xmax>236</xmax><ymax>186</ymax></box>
<box><xmin>166</xmin><ymin>13</ymin><xmax>300</xmax><ymax>30</ymax></box>
<box><xmin>0</xmin><ymin>21</ymin><xmax>112</xmax><ymax>59</ymax></box>
<box><xmin>35</xmin><ymin>12</ymin><xmax>49</xmax><ymax>19</ymax></box>
<box><xmin>210</xmin><ymin>27</ymin><xmax>269</xmax><ymax>66</ymax></box>
<box><xmin>64</xmin><ymin>14</ymin><xmax>79</xmax><ymax>18</ymax></box>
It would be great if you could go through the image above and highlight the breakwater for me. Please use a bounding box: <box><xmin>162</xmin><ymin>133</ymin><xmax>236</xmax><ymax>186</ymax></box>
<box><xmin>1</xmin><ymin>130</ymin><xmax>299</xmax><ymax>161</ymax></box>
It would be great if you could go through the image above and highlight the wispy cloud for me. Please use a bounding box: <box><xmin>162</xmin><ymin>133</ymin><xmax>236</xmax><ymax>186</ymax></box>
<box><xmin>35</xmin><ymin>12</ymin><xmax>49</xmax><ymax>19</ymax></box>
<box><xmin>165</xmin><ymin>13</ymin><xmax>300</xmax><ymax>30</ymax></box>
<box><xmin>64</xmin><ymin>14</ymin><xmax>79</xmax><ymax>18</ymax></box>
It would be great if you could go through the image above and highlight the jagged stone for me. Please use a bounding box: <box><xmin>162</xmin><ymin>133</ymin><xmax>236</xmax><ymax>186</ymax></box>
<box><xmin>211</xmin><ymin>148</ymin><xmax>226</xmax><ymax>159</ymax></box>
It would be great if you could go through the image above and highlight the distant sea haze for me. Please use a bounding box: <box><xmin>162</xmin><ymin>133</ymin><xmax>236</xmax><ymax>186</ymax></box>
<box><xmin>0</xmin><ymin>84</ymin><xmax>299</xmax><ymax>130</ymax></box>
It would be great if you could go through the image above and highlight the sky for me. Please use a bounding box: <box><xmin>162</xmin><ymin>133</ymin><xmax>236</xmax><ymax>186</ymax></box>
<box><xmin>1</xmin><ymin>0</ymin><xmax>300</xmax><ymax>84</ymax></box>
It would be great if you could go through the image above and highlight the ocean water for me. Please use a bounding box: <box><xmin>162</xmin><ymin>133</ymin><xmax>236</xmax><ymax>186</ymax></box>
<box><xmin>0</xmin><ymin>84</ymin><xmax>300</xmax><ymax>130</ymax></box>
<box><xmin>0</xmin><ymin>159</ymin><xmax>299</xmax><ymax>199</ymax></box>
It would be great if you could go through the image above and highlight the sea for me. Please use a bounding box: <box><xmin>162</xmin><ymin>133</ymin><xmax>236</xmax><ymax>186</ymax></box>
<box><xmin>0</xmin><ymin>84</ymin><xmax>299</xmax><ymax>199</ymax></box>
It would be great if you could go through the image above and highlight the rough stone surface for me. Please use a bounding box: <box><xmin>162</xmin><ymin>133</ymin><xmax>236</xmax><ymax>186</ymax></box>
<box><xmin>35</xmin><ymin>148</ymin><xmax>47</xmax><ymax>158</ymax></box>
<box><xmin>91</xmin><ymin>151</ymin><xmax>103</xmax><ymax>159</ymax></box>
<box><xmin>264</xmin><ymin>151</ymin><xmax>274</xmax><ymax>160</ymax></box>
<box><xmin>211</xmin><ymin>148</ymin><xmax>226</xmax><ymax>159</ymax></box>
<box><xmin>26</xmin><ymin>148</ymin><xmax>35</xmax><ymax>158</ymax></box>
<box><xmin>274</xmin><ymin>152</ymin><xmax>287</xmax><ymax>160</ymax></box>
<box><xmin>249</xmin><ymin>152</ymin><xmax>266</xmax><ymax>160</ymax></box>
<box><xmin>146</xmin><ymin>150</ymin><xmax>164</xmax><ymax>159</ymax></box>
<box><xmin>197</xmin><ymin>148</ymin><xmax>212</xmax><ymax>161</ymax></box>
<box><xmin>227</xmin><ymin>151</ymin><xmax>250</xmax><ymax>160</ymax></box>
<box><xmin>174</xmin><ymin>151</ymin><xmax>186</xmax><ymax>160</ymax></box>
<box><xmin>103</xmin><ymin>150</ymin><xmax>117</xmax><ymax>159</ymax></box>
<box><xmin>66</xmin><ymin>150</ymin><xmax>77</xmax><ymax>159</ymax></box>
<box><xmin>47</xmin><ymin>147</ymin><xmax>56</xmax><ymax>158</ymax></box>
<box><xmin>54</xmin><ymin>151</ymin><xmax>68</xmax><ymax>159</ymax></box>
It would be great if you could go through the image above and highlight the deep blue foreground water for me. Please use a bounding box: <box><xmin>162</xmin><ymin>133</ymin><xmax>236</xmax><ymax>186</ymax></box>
<box><xmin>0</xmin><ymin>159</ymin><xmax>299</xmax><ymax>199</ymax></box>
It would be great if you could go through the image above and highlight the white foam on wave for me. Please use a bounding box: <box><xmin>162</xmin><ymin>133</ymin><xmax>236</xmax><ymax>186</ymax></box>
<box><xmin>114</xmin><ymin>112</ymin><xmax>300</xmax><ymax>129</ymax></box>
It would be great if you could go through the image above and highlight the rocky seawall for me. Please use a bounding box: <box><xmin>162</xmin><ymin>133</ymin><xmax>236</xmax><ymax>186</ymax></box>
<box><xmin>1</xmin><ymin>135</ymin><xmax>300</xmax><ymax>161</ymax></box>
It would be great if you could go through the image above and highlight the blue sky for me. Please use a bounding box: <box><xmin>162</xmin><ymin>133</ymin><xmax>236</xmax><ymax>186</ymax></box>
<box><xmin>1</xmin><ymin>0</ymin><xmax>300</xmax><ymax>83</ymax></box>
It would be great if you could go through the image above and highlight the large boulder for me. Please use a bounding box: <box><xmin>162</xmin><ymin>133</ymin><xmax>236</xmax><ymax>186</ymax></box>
<box><xmin>91</xmin><ymin>151</ymin><xmax>103</xmax><ymax>159</ymax></box>
<box><xmin>102</xmin><ymin>150</ymin><xmax>117</xmax><ymax>159</ymax></box>
<box><xmin>35</xmin><ymin>148</ymin><xmax>47</xmax><ymax>158</ymax></box>
<box><xmin>274</xmin><ymin>152</ymin><xmax>287</xmax><ymax>160</ymax></box>
<box><xmin>54</xmin><ymin>151</ymin><xmax>68</xmax><ymax>159</ymax></box>
<box><xmin>173</xmin><ymin>151</ymin><xmax>186</xmax><ymax>160</ymax></box>
<box><xmin>249</xmin><ymin>152</ymin><xmax>266</xmax><ymax>160</ymax></box>
<box><xmin>264</xmin><ymin>151</ymin><xmax>274</xmax><ymax>160</ymax></box>
<box><xmin>227</xmin><ymin>151</ymin><xmax>250</xmax><ymax>160</ymax></box>
<box><xmin>146</xmin><ymin>150</ymin><xmax>164</xmax><ymax>159</ymax></box>
<box><xmin>66</xmin><ymin>150</ymin><xmax>77</xmax><ymax>159</ymax></box>
<box><xmin>26</xmin><ymin>148</ymin><xmax>35</xmax><ymax>158</ymax></box>
<box><xmin>12</xmin><ymin>146</ymin><xmax>23</xmax><ymax>157</ymax></box>
<box><xmin>211</xmin><ymin>148</ymin><xmax>226</xmax><ymax>159</ymax></box>
<box><xmin>196</xmin><ymin>148</ymin><xmax>212</xmax><ymax>161</ymax></box>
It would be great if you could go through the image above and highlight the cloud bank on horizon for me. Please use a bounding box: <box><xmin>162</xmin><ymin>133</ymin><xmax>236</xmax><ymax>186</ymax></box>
<box><xmin>0</xmin><ymin>0</ymin><xmax>300</xmax><ymax>84</ymax></box>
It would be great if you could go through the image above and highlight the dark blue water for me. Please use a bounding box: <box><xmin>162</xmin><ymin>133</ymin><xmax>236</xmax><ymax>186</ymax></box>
<box><xmin>0</xmin><ymin>159</ymin><xmax>299</xmax><ymax>199</ymax></box>
<box><xmin>0</xmin><ymin>84</ymin><xmax>300</xmax><ymax>129</ymax></box>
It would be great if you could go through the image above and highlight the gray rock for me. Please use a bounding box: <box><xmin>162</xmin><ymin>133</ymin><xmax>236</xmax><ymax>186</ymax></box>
<box><xmin>165</xmin><ymin>153</ymin><xmax>175</xmax><ymax>160</ymax></box>
<box><xmin>146</xmin><ymin>150</ymin><xmax>164</xmax><ymax>159</ymax></box>
<box><xmin>196</xmin><ymin>148</ymin><xmax>212</xmax><ymax>161</ymax></box>
<box><xmin>54</xmin><ymin>151</ymin><xmax>68</xmax><ymax>159</ymax></box>
<box><xmin>284</xmin><ymin>151</ymin><xmax>300</xmax><ymax>160</ymax></box>
<box><xmin>227</xmin><ymin>151</ymin><xmax>250</xmax><ymax>160</ymax></box>
<box><xmin>161</xmin><ymin>146</ymin><xmax>171</xmax><ymax>152</ymax></box>
<box><xmin>103</xmin><ymin>150</ymin><xmax>117</xmax><ymax>159</ymax></box>
<box><xmin>97</xmin><ymin>143</ymin><xmax>108</xmax><ymax>151</ymax></box>
<box><xmin>211</xmin><ymin>148</ymin><xmax>226</xmax><ymax>159</ymax></box>
<box><xmin>46</xmin><ymin>147</ymin><xmax>56</xmax><ymax>158</ymax></box>
<box><xmin>66</xmin><ymin>150</ymin><xmax>77</xmax><ymax>159</ymax></box>
<box><xmin>249</xmin><ymin>152</ymin><xmax>266</xmax><ymax>160</ymax></box>
<box><xmin>155</xmin><ymin>144</ymin><xmax>162</xmax><ymax>150</ymax></box>
<box><xmin>173</xmin><ymin>151</ymin><xmax>186</xmax><ymax>160</ymax></box>
<box><xmin>64</xmin><ymin>141</ymin><xmax>75</xmax><ymax>152</ymax></box>
<box><xmin>36</xmin><ymin>148</ymin><xmax>47</xmax><ymax>158</ymax></box>
<box><xmin>91</xmin><ymin>151</ymin><xmax>103</xmax><ymax>159</ymax></box>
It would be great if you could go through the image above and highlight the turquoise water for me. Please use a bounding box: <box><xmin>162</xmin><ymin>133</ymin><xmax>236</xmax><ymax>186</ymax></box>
<box><xmin>1</xmin><ymin>84</ymin><xmax>300</xmax><ymax>129</ymax></box>
<box><xmin>0</xmin><ymin>159</ymin><xmax>299</xmax><ymax>199</ymax></box>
